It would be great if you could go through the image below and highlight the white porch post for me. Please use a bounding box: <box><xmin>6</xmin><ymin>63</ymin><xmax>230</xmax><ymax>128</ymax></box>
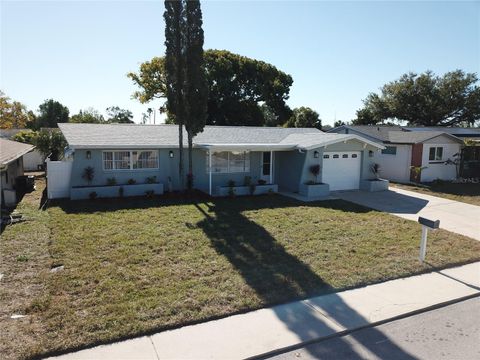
<box><xmin>208</xmin><ymin>150</ymin><xmax>212</xmax><ymax>195</ymax></box>
<box><xmin>270</xmin><ymin>151</ymin><xmax>273</xmax><ymax>184</ymax></box>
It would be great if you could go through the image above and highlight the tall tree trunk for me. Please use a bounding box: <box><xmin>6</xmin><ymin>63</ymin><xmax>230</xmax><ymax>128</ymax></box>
<box><xmin>178</xmin><ymin>123</ymin><xmax>184</xmax><ymax>190</ymax></box>
<box><xmin>187</xmin><ymin>131</ymin><xmax>193</xmax><ymax>190</ymax></box>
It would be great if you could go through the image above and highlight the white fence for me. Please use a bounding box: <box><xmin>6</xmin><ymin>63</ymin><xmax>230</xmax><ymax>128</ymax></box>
<box><xmin>46</xmin><ymin>160</ymin><xmax>72</xmax><ymax>199</ymax></box>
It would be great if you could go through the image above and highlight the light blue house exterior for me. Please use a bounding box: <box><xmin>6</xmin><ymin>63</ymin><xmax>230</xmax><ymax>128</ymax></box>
<box><xmin>56</xmin><ymin>124</ymin><xmax>384</xmax><ymax>200</ymax></box>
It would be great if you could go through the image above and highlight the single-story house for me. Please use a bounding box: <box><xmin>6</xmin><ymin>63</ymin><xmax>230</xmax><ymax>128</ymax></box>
<box><xmin>0</xmin><ymin>138</ymin><xmax>35</xmax><ymax>207</ymax></box>
<box><xmin>55</xmin><ymin>123</ymin><xmax>384</xmax><ymax>200</ymax></box>
<box><xmin>403</xmin><ymin>126</ymin><xmax>480</xmax><ymax>141</ymax></box>
<box><xmin>328</xmin><ymin>125</ymin><xmax>464</xmax><ymax>183</ymax></box>
<box><xmin>0</xmin><ymin>129</ymin><xmax>45</xmax><ymax>171</ymax></box>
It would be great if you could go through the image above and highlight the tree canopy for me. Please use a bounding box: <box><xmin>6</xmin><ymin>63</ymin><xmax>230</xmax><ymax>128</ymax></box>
<box><xmin>35</xmin><ymin>99</ymin><xmax>69</xmax><ymax>128</ymax></box>
<box><xmin>284</xmin><ymin>107</ymin><xmax>322</xmax><ymax>129</ymax></box>
<box><xmin>106</xmin><ymin>106</ymin><xmax>134</xmax><ymax>123</ymax></box>
<box><xmin>353</xmin><ymin>70</ymin><xmax>480</xmax><ymax>126</ymax></box>
<box><xmin>0</xmin><ymin>91</ymin><xmax>35</xmax><ymax>129</ymax></box>
<box><xmin>129</xmin><ymin>49</ymin><xmax>293</xmax><ymax>126</ymax></box>
<box><xmin>70</xmin><ymin>108</ymin><xmax>105</xmax><ymax>123</ymax></box>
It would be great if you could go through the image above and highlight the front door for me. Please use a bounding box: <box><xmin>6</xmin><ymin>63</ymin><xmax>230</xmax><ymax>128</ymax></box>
<box><xmin>261</xmin><ymin>152</ymin><xmax>271</xmax><ymax>183</ymax></box>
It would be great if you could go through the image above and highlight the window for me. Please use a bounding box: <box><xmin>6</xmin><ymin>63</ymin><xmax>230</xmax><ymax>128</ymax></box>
<box><xmin>342</xmin><ymin>154</ymin><xmax>348</xmax><ymax>158</ymax></box>
<box><xmin>262</xmin><ymin>152</ymin><xmax>271</xmax><ymax>175</ymax></box>
<box><xmin>333</xmin><ymin>154</ymin><xmax>339</xmax><ymax>159</ymax></box>
<box><xmin>133</xmin><ymin>151</ymin><xmax>158</xmax><ymax>169</ymax></box>
<box><xmin>352</xmin><ymin>154</ymin><xmax>358</xmax><ymax>158</ymax></box>
<box><xmin>207</xmin><ymin>151</ymin><xmax>250</xmax><ymax>173</ymax></box>
<box><xmin>323</xmin><ymin>154</ymin><xmax>330</xmax><ymax>159</ymax></box>
<box><xmin>381</xmin><ymin>146</ymin><xmax>397</xmax><ymax>155</ymax></box>
<box><xmin>429</xmin><ymin>147</ymin><xmax>443</xmax><ymax>161</ymax></box>
<box><xmin>103</xmin><ymin>150</ymin><xmax>158</xmax><ymax>170</ymax></box>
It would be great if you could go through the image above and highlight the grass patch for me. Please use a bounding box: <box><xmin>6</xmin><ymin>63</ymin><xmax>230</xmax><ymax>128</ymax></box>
<box><xmin>391</xmin><ymin>182</ymin><xmax>480</xmax><ymax>206</ymax></box>
<box><xmin>1</xmin><ymin>178</ymin><xmax>479</xmax><ymax>359</ymax></box>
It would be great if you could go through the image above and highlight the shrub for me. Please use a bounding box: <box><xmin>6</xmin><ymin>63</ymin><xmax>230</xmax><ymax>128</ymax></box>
<box><xmin>186</xmin><ymin>173</ymin><xmax>194</xmax><ymax>190</ymax></box>
<box><xmin>89</xmin><ymin>191</ymin><xmax>97</xmax><ymax>200</ymax></box>
<box><xmin>118</xmin><ymin>187</ymin><xmax>124</xmax><ymax>197</ymax></box>
<box><xmin>106</xmin><ymin>177</ymin><xmax>117</xmax><ymax>186</ymax></box>
<box><xmin>145</xmin><ymin>190</ymin><xmax>155</xmax><ymax>198</ymax></box>
<box><xmin>371</xmin><ymin>163</ymin><xmax>380</xmax><ymax>180</ymax></box>
<box><xmin>146</xmin><ymin>176</ymin><xmax>157</xmax><ymax>184</ymax></box>
<box><xmin>82</xmin><ymin>166</ymin><xmax>95</xmax><ymax>185</ymax></box>
<box><xmin>227</xmin><ymin>180</ymin><xmax>235</xmax><ymax>188</ymax></box>
<box><xmin>127</xmin><ymin>178</ymin><xmax>136</xmax><ymax>185</ymax></box>
<box><xmin>227</xmin><ymin>179</ymin><xmax>235</xmax><ymax>197</ymax></box>
<box><xmin>249</xmin><ymin>183</ymin><xmax>256</xmax><ymax>195</ymax></box>
<box><xmin>257</xmin><ymin>179</ymin><xmax>267</xmax><ymax>185</ymax></box>
<box><xmin>309</xmin><ymin>164</ymin><xmax>320</xmax><ymax>183</ymax></box>
<box><xmin>244</xmin><ymin>176</ymin><xmax>252</xmax><ymax>186</ymax></box>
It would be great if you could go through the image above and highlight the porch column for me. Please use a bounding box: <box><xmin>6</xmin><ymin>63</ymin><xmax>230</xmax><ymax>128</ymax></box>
<box><xmin>208</xmin><ymin>149</ymin><xmax>212</xmax><ymax>195</ymax></box>
<box><xmin>270</xmin><ymin>151</ymin><xmax>273</xmax><ymax>184</ymax></box>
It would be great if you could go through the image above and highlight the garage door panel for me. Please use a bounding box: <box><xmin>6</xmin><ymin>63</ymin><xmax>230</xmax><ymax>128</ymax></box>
<box><xmin>322</xmin><ymin>151</ymin><xmax>361</xmax><ymax>191</ymax></box>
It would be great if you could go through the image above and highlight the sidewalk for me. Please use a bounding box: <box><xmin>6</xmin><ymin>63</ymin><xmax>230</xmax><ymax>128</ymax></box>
<box><xmin>48</xmin><ymin>262</ymin><xmax>480</xmax><ymax>360</ymax></box>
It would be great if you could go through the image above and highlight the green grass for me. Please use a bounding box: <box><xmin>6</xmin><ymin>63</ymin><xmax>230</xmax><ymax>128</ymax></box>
<box><xmin>1</xmin><ymin>178</ymin><xmax>480</xmax><ymax>359</ymax></box>
<box><xmin>391</xmin><ymin>182</ymin><xmax>480</xmax><ymax>206</ymax></box>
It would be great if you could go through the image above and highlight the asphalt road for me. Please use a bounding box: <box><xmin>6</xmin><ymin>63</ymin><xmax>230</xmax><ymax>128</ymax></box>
<box><xmin>265</xmin><ymin>297</ymin><xmax>480</xmax><ymax>360</ymax></box>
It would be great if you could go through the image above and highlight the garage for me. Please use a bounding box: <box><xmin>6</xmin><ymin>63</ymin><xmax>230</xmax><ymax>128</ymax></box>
<box><xmin>322</xmin><ymin>151</ymin><xmax>361</xmax><ymax>191</ymax></box>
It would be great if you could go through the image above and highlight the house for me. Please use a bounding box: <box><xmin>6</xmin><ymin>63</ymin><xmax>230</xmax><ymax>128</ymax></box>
<box><xmin>0</xmin><ymin>138</ymin><xmax>35</xmax><ymax>207</ymax></box>
<box><xmin>55</xmin><ymin>123</ymin><xmax>384</xmax><ymax>200</ymax></box>
<box><xmin>328</xmin><ymin>125</ymin><xmax>464</xmax><ymax>183</ymax></box>
<box><xmin>0</xmin><ymin>129</ymin><xmax>45</xmax><ymax>171</ymax></box>
<box><xmin>403</xmin><ymin>126</ymin><xmax>480</xmax><ymax>141</ymax></box>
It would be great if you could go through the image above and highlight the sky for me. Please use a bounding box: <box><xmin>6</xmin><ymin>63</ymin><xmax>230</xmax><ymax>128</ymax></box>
<box><xmin>1</xmin><ymin>0</ymin><xmax>479</xmax><ymax>126</ymax></box>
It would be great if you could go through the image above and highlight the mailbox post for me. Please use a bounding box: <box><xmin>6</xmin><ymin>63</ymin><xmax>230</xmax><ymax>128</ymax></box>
<box><xmin>418</xmin><ymin>217</ymin><xmax>440</xmax><ymax>262</ymax></box>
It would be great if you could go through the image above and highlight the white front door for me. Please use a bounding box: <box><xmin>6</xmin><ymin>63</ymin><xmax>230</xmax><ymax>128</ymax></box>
<box><xmin>261</xmin><ymin>152</ymin><xmax>272</xmax><ymax>182</ymax></box>
<box><xmin>322</xmin><ymin>151</ymin><xmax>361</xmax><ymax>191</ymax></box>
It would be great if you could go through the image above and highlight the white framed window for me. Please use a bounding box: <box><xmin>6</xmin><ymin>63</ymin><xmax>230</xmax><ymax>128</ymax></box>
<box><xmin>103</xmin><ymin>150</ymin><xmax>158</xmax><ymax>170</ymax></box>
<box><xmin>206</xmin><ymin>151</ymin><xmax>250</xmax><ymax>173</ymax></box>
<box><xmin>428</xmin><ymin>147</ymin><xmax>443</xmax><ymax>161</ymax></box>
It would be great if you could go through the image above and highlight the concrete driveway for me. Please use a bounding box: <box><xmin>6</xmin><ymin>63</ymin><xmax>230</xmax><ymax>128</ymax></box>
<box><xmin>334</xmin><ymin>187</ymin><xmax>480</xmax><ymax>241</ymax></box>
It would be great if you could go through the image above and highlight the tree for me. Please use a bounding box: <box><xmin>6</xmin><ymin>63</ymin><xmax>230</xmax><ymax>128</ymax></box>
<box><xmin>106</xmin><ymin>106</ymin><xmax>134</xmax><ymax>123</ymax></box>
<box><xmin>354</xmin><ymin>70</ymin><xmax>480</xmax><ymax>126</ymax></box>
<box><xmin>70</xmin><ymin>108</ymin><xmax>105</xmax><ymax>123</ymax></box>
<box><xmin>35</xmin><ymin>129</ymin><xmax>67</xmax><ymax>161</ymax></box>
<box><xmin>0</xmin><ymin>91</ymin><xmax>35</xmax><ymax>129</ymax></box>
<box><xmin>333</xmin><ymin>120</ymin><xmax>346</xmax><ymax>127</ymax></box>
<box><xmin>128</xmin><ymin>50</ymin><xmax>293</xmax><ymax>127</ymax></box>
<box><xmin>35</xmin><ymin>99</ymin><xmax>69</xmax><ymax>128</ymax></box>
<box><xmin>284</xmin><ymin>107</ymin><xmax>322</xmax><ymax>129</ymax></box>
<box><xmin>164</xmin><ymin>0</ymin><xmax>186</xmax><ymax>190</ymax></box>
<box><xmin>12</xmin><ymin>130</ymin><xmax>38</xmax><ymax>145</ymax></box>
<box><xmin>183</xmin><ymin>0</ymin><xmax>208</xmax><ymax>189</ymax></box>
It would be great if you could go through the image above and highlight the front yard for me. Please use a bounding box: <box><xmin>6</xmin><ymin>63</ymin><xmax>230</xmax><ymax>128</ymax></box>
<box><xmin>1</xmin><ymin>178</ymin><xmax>480</xmax><ymax>359</ymax></box>
<box><xmin>391</xmin><ymin>181</ymin><xmax>480</xmax><ymax>206</ymax></box>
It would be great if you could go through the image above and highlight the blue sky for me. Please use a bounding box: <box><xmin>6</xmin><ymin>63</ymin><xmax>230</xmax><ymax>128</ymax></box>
<box><xmin>1</xmin><ymin>1</ymin><xmax>479</xmax><ymax>126</ymax></box>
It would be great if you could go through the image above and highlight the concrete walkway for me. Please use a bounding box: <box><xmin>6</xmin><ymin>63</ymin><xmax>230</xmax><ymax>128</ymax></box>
<box><xmin>48</xmin><ymin>262</ymin><xmax>480</xmax><ymax>360</ymax></box>
<box><xmin>334</xmin><ymin>187</ymin><xmax>480</xmax><ymax>241</ymax></box>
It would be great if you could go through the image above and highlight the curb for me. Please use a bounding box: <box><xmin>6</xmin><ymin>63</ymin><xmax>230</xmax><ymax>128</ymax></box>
<box><xmin>250</xmin><ymin>292</ymin><xmax>480</xmax><ymax>359</ymax></box>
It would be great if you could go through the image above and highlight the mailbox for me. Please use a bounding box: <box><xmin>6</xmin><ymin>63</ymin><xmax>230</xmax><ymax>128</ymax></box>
<box><xmin>418</xmin><ymin>217</ymin><xmax>440</xmax><ymax>229</ymax></box>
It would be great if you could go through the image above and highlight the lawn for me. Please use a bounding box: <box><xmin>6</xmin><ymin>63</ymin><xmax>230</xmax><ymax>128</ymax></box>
<box><xmin>1</xmin><ymin>178</ymin><xmax>480</xmax><ymax>360</ymax></box>
<box><xmin>391</xmin><ymin>181</ymin><xmax>480</xmax><ymax>206</ymax></box>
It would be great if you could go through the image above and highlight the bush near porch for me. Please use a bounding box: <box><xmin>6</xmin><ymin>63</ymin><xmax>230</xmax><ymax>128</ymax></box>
<box><xmin>1</xmin><ymin>178</ymin><xmax>480</xmax><ymax>359</ymax></box>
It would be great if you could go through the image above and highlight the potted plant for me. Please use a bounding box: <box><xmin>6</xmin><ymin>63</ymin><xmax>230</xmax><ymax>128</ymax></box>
<box><xmin>82</xmin><ymin>166</ymin><xmax>94</xmax><ymax>185</ymax></box>
<box><xmin>299</xmin><ymin>164</ymin><xmax>329</xmax><ymax>198</ymax></box>
<box><xmin>360</xmin><ymin>163</ymin><xmax>389</xmax><ymax>191</ymax></box>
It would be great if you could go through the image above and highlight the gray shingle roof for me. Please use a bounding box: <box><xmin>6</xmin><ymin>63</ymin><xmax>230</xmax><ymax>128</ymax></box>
<box><xmin>58</xmin><ymin>123</ymin><xmax>323</xmax><ymax>149</ymax></box>
<box><xmin>0</xmin><ymin>138</ymin><xmax>35</xmax><ymax>167</ymax></box>
<box><xmin>337</xmin><ymin>125</ymin><xmax>463</xmax><ymax>144</ymax></box>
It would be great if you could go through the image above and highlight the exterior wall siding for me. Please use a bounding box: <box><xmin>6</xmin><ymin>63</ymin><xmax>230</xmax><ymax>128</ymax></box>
<box><xmin>70</xmin><ymin>148</ymin><xmax>264</xmax><ymax>195</ymax></box>
<box><xmin>421</xmin><ymin>143</ymin><xmax>461</xmax><ymax>182</ymax></box>
<box><xmin>275</xmin><ymin>150</ymin><xmax>306</xmax><ymax>192</ymax></box>
<box><xmin>372</xmin><ymin>144</ymin><xmax>412</xmax><ymax>183</ymax></box>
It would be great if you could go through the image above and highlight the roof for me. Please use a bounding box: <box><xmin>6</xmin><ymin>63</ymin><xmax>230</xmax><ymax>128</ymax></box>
<box><xmin>0</xmin><ymin>128</ymin><xmax>28</xmax><ymax>139</ymax></box>
<box><xmin>58</xmin><ymin>123</ymin><xmax>384</xmax><ymax>151</ymax></box>
<box><xmin>0</xmin><ymin>138</ymin><xmax>35</xmax><ymax>167</ymax></box>
<box><xmin>404</xmin><ymin>127</ymin><xmax>480</xmax><ymax>137</ymax></box>
<box><xmin>329</xmin><ymin>125</ymin><xmax>464</xmax><ymax>144</ymax></box>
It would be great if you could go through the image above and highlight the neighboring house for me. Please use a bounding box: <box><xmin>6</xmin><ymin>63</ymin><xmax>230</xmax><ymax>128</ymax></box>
<box><xmin>328</xmin><ymin>125</ymin><xmax>464</xmax><ymax>183</ymax></box>
<box><xmin>404</xmin><ymin>126</ymin><xmax>480</xmax><ymax>141</ymax></box>
<box><xmin>0</xmin><ymin>138</ymin><xmax>35</xmax><ymax>207</ymax></box>
<box><xmin>55</xmin><ymin>123</ymin><xmax>384</xmax><ymax>200</ymax></box>
<box><xmin>0</xmin><ymin>129</ymin><xmax>45</xmax><ymax>171</ymax></box>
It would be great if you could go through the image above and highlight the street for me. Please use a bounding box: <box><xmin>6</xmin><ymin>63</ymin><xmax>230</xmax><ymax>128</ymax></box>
<box><xmin>266</xmin><ymin>297</ymin><xmax>480</xmax><ymax>360</ymax></box>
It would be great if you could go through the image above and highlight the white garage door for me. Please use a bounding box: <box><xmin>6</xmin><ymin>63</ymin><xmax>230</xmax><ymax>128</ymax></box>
<box><xmin>322</xmin><ymin>151</ymin><xmax>361</xmax><ymax>191</ymax></box>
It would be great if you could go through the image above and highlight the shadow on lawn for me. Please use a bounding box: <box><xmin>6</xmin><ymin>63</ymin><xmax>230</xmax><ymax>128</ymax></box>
<box><xmin>195</xmin><ymin>200</ymin><xmax>417</xmax><ymax>360</ymax></box>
